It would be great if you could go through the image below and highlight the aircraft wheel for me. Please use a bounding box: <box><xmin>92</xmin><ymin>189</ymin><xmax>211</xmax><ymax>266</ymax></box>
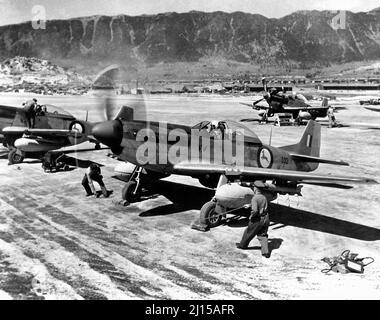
<box><xmin>8</xmin><ymin>148</ymin><xmax>24</xmax><ymax>165</ymax></box>
<box><xmin>200</xmin><ymin>201</ymin><xmax>222</xmax><ymax>228</ymax></box>
<box><xmin>122</xmin><ymin>181</ymin><xmax>141</xmax><ymax>203</ymax></box>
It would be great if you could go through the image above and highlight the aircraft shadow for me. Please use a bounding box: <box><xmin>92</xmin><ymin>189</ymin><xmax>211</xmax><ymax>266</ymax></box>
<box><xmin>139</xmin><ymin>180</ymin><xmax>380</xmax><ymax>241</ymax></box>
<box><xmin>138</xmin><ymin>180</ymin><xmax>215</xmax><ymax>217</ymax></box>
<box><xmin>267</xmin><ymin>204</ymin><xmax>380</xmax><ymax>241</ymax></box>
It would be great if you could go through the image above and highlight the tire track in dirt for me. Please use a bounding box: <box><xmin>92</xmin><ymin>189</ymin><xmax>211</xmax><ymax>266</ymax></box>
<box><xmin>1</xmin><ymin>187</ymin><xmax>232</xmax><ymax>298</ymax></box>
<box><xmin>0</xmin><ymin>184</ymin><xmax>267</xmax><ymax>299</ymax></box>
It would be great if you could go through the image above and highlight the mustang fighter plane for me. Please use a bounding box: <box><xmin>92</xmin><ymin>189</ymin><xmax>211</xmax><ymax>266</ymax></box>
<box><xmin>0</xmin><ymin>103</ymin><xmax>98</xmax><ymax>164</ymax></box>
<box><xmin>241</xmin><ymin>78</ymin><xmax>336</xmax><ymax>124</ymax></box>
<box><xmin>92</xmin><ymin>105</ymin><xmax>376</xmax><ymax>215</ymax></box>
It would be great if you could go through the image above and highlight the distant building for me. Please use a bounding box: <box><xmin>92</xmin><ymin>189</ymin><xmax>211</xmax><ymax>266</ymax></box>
<box><xmin>316</xmin><ymin>84</ymin><xmax>380</xmax><ymax>91</ymax></box>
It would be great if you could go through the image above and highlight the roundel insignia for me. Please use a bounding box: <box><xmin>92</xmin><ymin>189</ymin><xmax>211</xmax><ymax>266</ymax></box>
<box><xmin>258</xmin><ymin>147</ymin><xmax>273</xmax><ymax>168</ymax></box>
<box><xmin>69</xmin><ymin>121</ymin><xmax>85</xmax><ymax>134</ymax></box>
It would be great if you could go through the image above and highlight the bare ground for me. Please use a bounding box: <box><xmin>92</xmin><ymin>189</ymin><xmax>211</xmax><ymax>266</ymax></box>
<box><xmin>0</xmin><ymin>93</ymin><xmax>379</xmax><ymax>300</ymax></box>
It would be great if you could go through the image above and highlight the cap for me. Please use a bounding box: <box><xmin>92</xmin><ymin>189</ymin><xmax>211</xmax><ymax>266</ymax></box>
<box><xmin>253</xmin><ymin>180</ymin><xmax>266</xmax><ymax>188</ymax></box>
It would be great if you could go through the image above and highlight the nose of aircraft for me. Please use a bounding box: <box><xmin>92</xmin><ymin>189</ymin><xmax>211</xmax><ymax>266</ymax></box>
<box><xmin>92</xmin><ymin>120</ymin><xmax>123</xmax><ymax>151</ymax></box>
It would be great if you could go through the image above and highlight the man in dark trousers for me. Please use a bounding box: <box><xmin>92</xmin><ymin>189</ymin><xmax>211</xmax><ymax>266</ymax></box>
<box><xmin>82</xmin><ymin>163</ymin><xmax>112</xmax><ymax>198</ymax></box>
<box><xmin>236</xmin><ymin>180</ymin><xmax>270</xmax><ymax>258</ymax></box>
<box><xmin>23</xmin><ymin>98</ymin><xmax>37</xmax><ymax>128</ymax></box>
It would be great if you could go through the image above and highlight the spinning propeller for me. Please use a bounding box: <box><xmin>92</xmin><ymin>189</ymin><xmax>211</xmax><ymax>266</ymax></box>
<box><xmin>92</xmin><ymin>65</ymin><xmax>149</xmax><ymax>155</ymax></box>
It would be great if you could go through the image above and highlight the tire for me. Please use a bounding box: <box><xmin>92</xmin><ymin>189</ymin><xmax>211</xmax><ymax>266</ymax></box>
<box><xmin>200</xmin><ymin>201</ymin><xmax>222</xmax><ymax>228</ymax></box>
<box><xmin>8</xmin><ymin>148</ymin><xmax>24</xmax><ymax>165</ymax></box>
<box><xmin>122</xmin><ymin>181</ymin><xmax>140</xmax><ymax>203</ymax></box>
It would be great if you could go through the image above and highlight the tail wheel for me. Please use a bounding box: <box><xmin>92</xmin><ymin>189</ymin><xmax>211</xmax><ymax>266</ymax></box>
<box><xmin>200</xmin><ymin>201</ymin><xmax>222</xmax><ymax>228</ymax></box>
<box><xmin>8</xmin><ymin>148</ymin><xmax>25</xmax><ymax>165</ymax></box>
<box><xmin>122</xmin><ymin>181</ymin><xmax>141</xmax><ymax>203</ymax></box>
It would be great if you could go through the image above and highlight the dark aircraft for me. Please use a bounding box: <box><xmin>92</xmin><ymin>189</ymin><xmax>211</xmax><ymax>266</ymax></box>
<box><xmin>0</xmin><ymin>103</ymin><xmax>98</xmax><ymax>164</ymax></box>
<box><xmin>0</xmin><ymin>65</ymin><xmax>121</xmax><ymax>164</ymax></box>
<box><xmin>92</xmin><ymin>105</ymin><xmax>376</xmax><ymax>208</ymax></box>
<box><xmin>241</xmin><ymin>79</ymin><xmax>333</xmax><ymax>123</ymax></box>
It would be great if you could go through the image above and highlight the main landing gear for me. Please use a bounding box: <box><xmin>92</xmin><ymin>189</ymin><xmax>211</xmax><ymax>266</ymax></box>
<box><xmin>199</xmin><ymin>200</ymin><xmax>223</xmax><ymax>228</ymax></box>
<box><xmin>122</xmin><ymin>166</ymin><xmax>144</xmax><ymax>203</ymax></box>
<box><xmin>8</xmin><ymin>148</ymin><xmax>25</xmax><ymax>165</ymax></box>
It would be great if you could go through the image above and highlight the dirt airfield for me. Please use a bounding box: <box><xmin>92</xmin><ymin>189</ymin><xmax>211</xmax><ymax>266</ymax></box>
<box><xmin>0</xmin><ymin>92</ymin><xmax>380</xmax><ymax>300</ymax></box>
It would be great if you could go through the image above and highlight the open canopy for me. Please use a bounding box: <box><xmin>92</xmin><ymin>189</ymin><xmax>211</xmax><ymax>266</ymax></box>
<box><xmin>192</xmin><ymin>120</ymin><xmax>262</xmax><ymax>145</ymax></box>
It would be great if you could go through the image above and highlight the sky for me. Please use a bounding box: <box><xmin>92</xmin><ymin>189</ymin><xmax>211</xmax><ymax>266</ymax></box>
<box><xmin>0</xmin><ymin>0</ymin><xmax>379</xmax><ymax>26</ymax></box>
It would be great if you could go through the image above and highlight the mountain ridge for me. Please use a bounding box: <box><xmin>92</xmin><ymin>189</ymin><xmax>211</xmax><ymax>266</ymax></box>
<box><xmin>0</xmin><ymin>9</ymin><xmax>379</xmax><ymax>74</ymax></box>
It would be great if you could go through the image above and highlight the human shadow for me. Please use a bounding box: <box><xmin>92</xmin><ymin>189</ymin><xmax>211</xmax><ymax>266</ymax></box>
<box><xmin>246</xmin><ymin>238</ymin><xmax>284</xmax><ymax>256</ymax></box>
<box><xmin>139</xmin><ymin>180</ymin><xmax>380</xmax><ymax>241</ymax></box>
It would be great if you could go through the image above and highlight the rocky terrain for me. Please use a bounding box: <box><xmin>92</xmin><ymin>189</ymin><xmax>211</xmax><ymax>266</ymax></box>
<box><xmin>0</xmin><ymin>57</ymin><xmax>91</xmax><ymax>95</ymax></box>
<box><xmin>0</xmin><ymin>8</ymin><xmax>379</xmax><ymax>72</ymax></box>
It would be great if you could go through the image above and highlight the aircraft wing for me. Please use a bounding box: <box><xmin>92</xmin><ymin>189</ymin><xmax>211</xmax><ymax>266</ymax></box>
<box><xmin>365</xmin><ymin>106</ymin><xmax>380</xmax><ymax>112</ymax></box>
<box><xmin>2</xmin><ymin>127</ymin><xmax>85</xmax><ymax>138</ymax></box>
<box><xmin>239</xmin><ymin>102</ymin><xmax>253</xmax><ymax>107</ymax></box>
<box><xmin>239</xmin><ymin>102</ymin><xmax>270</xmax><ymax>110</ymax></box>
<box><xmin>173</xmin><ymin>162</ymin><xmax>377</xmax><ymax>186</ymax></box>
<box><xmin>283</xmin><ymin>104</ymin><xmax>328</xmax><ymax>111</ymax></box>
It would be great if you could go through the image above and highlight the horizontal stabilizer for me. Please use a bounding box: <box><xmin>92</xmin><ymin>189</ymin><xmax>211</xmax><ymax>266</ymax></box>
<box><xmin>290</xmin><ymin>154</ymin><xmax>349</xmax><ymax>166</ymax></box>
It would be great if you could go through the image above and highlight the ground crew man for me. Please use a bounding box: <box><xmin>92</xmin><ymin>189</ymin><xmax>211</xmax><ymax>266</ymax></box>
<box><xmin>236</xmin><ymin>180</ymin><xmax>270</xmax><ymax>258</ymax></box>
<box><xmin>82</xmin><ymin>163</ymin><xmax>112</xmax><ymax>198</ymax></box>
<box><xmin>327</xmin><ymin>105</ymin><xmax>336</xmax><ymax>128</ymax></box>
<box><xmin>23</xmin><ymin>98</ymin><xmax>37</xmax><ymax>128</ymax></box>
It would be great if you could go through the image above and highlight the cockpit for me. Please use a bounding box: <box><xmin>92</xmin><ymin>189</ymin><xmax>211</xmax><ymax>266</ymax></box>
<box><xmin>192</xmin><ymin>120</ymin><xmax>262</xmax><ymax>144</ymax></box>
<box><xmin>36</xmin><ymin>104</ymin><xmax>74</xmax><ymax>119</ymax></box>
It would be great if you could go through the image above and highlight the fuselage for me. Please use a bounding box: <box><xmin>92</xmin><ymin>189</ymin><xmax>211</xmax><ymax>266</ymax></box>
<box><xmin>0</xmin><ymin>104</ymin><xmax>86</xmax><ymax>152</ymax></box>
<box><xmin>113</xmin><ymin>120</ymin><xmax>314</xmax><ymax>177</ymax></box>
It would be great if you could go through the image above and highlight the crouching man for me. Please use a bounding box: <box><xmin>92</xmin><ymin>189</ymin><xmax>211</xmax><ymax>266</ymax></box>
<box><xmin>82</xmin><ymin>163</ymin><xmax>112</xmax><ymax>198</ymax></box>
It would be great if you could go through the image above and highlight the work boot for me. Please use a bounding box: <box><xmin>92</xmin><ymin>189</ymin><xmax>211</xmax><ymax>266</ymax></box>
<box><xmin>101</xmin><ymin>186</ymin><xmax>110</xmax><ymax>198</ymax></box>
<box><xmin>86</xmin><ymin>192</ymin><xmax>94</xmax><ymax>197</ymax></box>
<box><xmin>236</xmin><ymin>243</ymin><xmax>248</xmax><ymax>250</ymax></box>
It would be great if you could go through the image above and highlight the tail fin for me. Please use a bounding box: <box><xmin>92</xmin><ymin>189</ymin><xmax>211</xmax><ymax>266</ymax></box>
<box><xmin>280</xmin><ymin>120</ymin><xmax>321</xmax><ymax>157</ymax></box>
<box><xmin>115</xmin><ymin>106</ymin><xmax>134</xmax><ymax>121</ymax></box>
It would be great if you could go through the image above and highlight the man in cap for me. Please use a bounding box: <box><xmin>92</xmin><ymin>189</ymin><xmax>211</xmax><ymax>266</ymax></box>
<box><xmin>327</xmin><ymin>105</ymin><xmax>336</xmax><ymax>128</ymax></box>
<box><xmin>23</xmin><ymin>98</ymin><xmax>37</xmax><ymax>128</ymax></box>
<box><xmin>236</xmin><ymin>180</ymin><xmax>270</xmax><ymax>258</ymax></box>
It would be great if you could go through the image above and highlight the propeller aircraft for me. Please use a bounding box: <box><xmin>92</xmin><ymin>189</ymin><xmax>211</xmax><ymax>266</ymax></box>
<box><xmin>0</xmin><ymin>103</ymin><xmax>99</xmax><ymax>164</ymax></box>
<box><xmin>241</xmin><ymin>78</ymin><xmax>335</xmax><ymax>124</ymax></box>
<box><xmin>92</xmin><ymin>102</ymin><xmax>376</xmax><ymax>219</ymax></box>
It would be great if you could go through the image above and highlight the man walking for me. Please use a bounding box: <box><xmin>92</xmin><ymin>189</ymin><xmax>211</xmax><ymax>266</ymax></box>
<box><xmin>327</xmin><ymin>105</ymin><xmax>336</xmax><ymax>128</ymax></box>
<box><xmin>236</xmin><ymin>180</ymin><xmax>270</xmax><ymax>258</ymax></box>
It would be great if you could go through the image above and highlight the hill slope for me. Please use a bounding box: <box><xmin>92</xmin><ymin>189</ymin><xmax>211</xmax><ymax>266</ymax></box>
<box><xmin>0</xmin><ymin>10</ymin><xmax>379</xmax><ymax>74</ymax></box>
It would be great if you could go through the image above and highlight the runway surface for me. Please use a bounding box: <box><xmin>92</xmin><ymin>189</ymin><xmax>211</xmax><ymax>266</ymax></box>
<box><xmin>0</xmin><ymin>93</ymin><xmax>379</xmax><ymax>299</ymax></box>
